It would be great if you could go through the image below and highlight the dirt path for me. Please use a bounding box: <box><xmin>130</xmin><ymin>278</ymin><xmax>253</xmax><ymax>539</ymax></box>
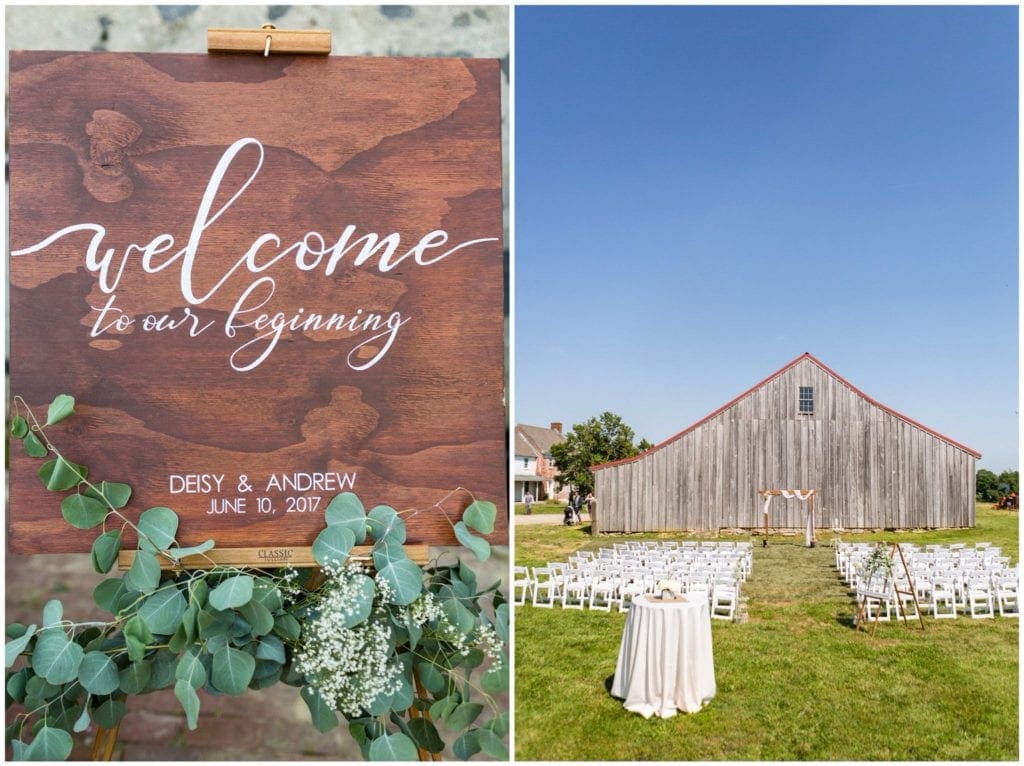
<box><xmin>515</xmin><ymin>512</ymin><xmax>592</xmax><ymax>526</ymax></box>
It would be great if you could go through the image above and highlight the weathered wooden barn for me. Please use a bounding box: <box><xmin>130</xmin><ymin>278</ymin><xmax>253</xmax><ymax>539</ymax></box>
<box><xmin>591</xmin><ymin>353</ymin><xmax>980</xmax><ymax>533</ymax></box>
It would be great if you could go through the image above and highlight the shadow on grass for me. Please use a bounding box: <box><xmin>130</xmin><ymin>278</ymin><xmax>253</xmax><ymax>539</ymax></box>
<box><xmin>834</xmin><ymin>614</ymin><xmax>857</xmax><ymax>629</ymax></box>
<box><xmin>603</xmin><ymin>675</ymin><xmax>614</xmax><ymax>693</ymax></box>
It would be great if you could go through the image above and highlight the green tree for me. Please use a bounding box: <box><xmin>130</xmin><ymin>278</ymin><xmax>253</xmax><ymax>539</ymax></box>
<box><xmin>549</xmin><ymin>412</ymin><xmax>647</xmax><ymax>496</ymax></box>
<box><xmin>976</xmin><ymin>468</ymin><xmax>1000</xmax><ymax>502</ymax></box>
<box><xmin>996</xmin><ymin>469</ymin><xmax>1018</xmax><ymax>495</ymax></box>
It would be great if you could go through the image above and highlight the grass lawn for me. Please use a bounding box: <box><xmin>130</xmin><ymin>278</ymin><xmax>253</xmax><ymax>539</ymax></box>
<box><xmin>514</xmin><ymin>505</ymin><xmax>1019</xmax><ymax>760</ymax></box>
<box><xmin>514</xmin><ymin>501</ymin><xmax>566</xmax><ymax>515</ymax></box>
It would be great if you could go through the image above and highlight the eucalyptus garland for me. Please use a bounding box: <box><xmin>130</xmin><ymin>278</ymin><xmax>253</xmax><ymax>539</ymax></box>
<box><xmin>861</xmin><ymin>545</ymin><xmax>896</xmax><ymax>583</ymax></box>
<box><xmin>5</xmin><ymin>395</ymin><xmax>508</xmax><ymax>761</ymax></box>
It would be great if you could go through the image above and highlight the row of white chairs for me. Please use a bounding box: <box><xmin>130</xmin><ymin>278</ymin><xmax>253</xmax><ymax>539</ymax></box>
<box><xmin>514</xmin><ymin>542</ymin><xmax>752</xmax><ymax>621</ymax></box>
<box><xmin>837</xmin><ymin>542</ymin><xmax>1019</xmax><ymax>621</ymax></box>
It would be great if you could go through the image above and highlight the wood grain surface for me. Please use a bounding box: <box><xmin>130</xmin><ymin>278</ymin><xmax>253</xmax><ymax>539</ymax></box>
<box><xmin>8</xmin><ymin>52</ymin><xmax>507</xmax><ymax>553</ymax></box>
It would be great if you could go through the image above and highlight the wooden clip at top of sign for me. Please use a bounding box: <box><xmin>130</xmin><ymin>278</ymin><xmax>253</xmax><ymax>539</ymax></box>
<box><xmin>117</xmin><ymin>545</ymin><xmax>430</xmax><ymax>571</ymax></box>
<box><xmin>207</xmin><ymin>25</ymin><xmax>332</xmax><ymax>56</ymax></box>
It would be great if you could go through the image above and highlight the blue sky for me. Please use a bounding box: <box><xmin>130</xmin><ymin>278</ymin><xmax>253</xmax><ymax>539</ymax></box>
<box><xmin>515</xmin><ymin>5</ymin><xmax>1018</xmax><ymax>472</ymax></box>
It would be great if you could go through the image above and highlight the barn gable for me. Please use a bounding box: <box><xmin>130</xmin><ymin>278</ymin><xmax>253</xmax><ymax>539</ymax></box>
<box><xmin>591</xmin><ymin>353</ymin><xmax>979</xmax><ymax>533</ymax></box>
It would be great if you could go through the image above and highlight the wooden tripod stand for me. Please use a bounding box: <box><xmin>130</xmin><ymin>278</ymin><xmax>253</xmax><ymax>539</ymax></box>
<box><xmin>854</xmin><ymin>542</ymin><xmax>926</xmax><ymax>636</ymax></box>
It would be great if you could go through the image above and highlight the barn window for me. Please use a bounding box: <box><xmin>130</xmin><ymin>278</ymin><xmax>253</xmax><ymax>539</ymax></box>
<box><xmin>799</xmin><ymin>386</ymin><xmax>814</xmax><ymax>414</ymax></box>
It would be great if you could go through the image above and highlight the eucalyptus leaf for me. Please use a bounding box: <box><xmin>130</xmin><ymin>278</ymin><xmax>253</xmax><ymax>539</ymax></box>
<box><xmin>32</xmin><ymin>630</ymin><xmax>84</xmax><ymax>685</ymax></box>
<box><xmin>42</xmin><ymin>600</ymin><xmax>63</xmax><ymax>629</ymax></box>
<box><xmin>458</xmin><ymin>560</ymin><xmax>478</xmax><ymax>593</ymax></box>
<box><xmin>146</xmin><ymin>650</ymin><xmax>177</xmax><ymax>692</ymax></box>
<box><xmin>251</xmin><ymin>579</ymin><xmax>283</xmax><ymax>612</ymax></box>
<box><xmin>454</xmin><ymin>520</ymin><xmax>491</xmax><ymax>562</ymax></box>
<box><xmin>238</xmin><ymin>600</ymin><xmax>274</xmax><ymax>637</ymax></box>
<box><xmin>342</xmin><ymin>574</ymin><xmax>375</xmax><ymax>628</ymax></box>
<box><xmin>123</xmin><ymin>615</ymin><xmax>153</xmax><ymax>663</ymax></box>
<box><xmin>209</xmin><ymin>575</ymin><xmax>254</xmax><ymax>611</ymax></box>
<box><xmin>175</xmin><ymin>647</ymin><xmax>207</xmax><ymax>690</ymax></box>
<box><xmin>301</xmin><ymin>685</ymin><xmax>338</xmax><ymax>733</ymax></box>
<box><xmin>476</xmin><ymin>728</ymin><xmax>509</xmax><ymax>760</ymax></box>
<box><xmin>60</xmin><ymin>493</ymin><xmax>108</xmax><ymax>529</ymax></box>
<box><xmin>197</xmin><ymin>608</ymin><xmax>234</xmax><ymax>641</ymax></box>
<box><xmin>22</xmin><ymin>431</ymin><xmax>47</xmax><ymax>458</ymax></box>
<box><xmin>452</xmin><ymin>731</ymin><xmax>481</xmax><ymax>761</ymax></box>
<box><xmin>255</xmin><ymin>635</ymin><xmax>286</xmax><ymax>664</ymax></box>
<box><xmin>90</xmin><ymin>530</ymin><xmax>122</xmax><ymax>574</ymax></box>
<box><xmin>462</xmin><ymin>499</ymin><xmax>496</xmax><ymax>534</ymax></box>
<box><xmin>429</xmin><ymin>695</ymin><xmax>459</xmax><ymax>722</ymax></box>
<box><xmin>272</xmin><ymin>614</ymin><xmax>301</xmax><ymax>641</ymax></box>
<box><xmin>374</xmin><ymin>557</ymin><xmax>423</xmax><ymax>606</ymax></box>
<box><xmin>441</xmin><ymin>590</ymin><xmax>477</xmax><ymax>636</ymax></box>
<box><xmin>312</xmin><ymin>525</ymin><xmax>355</xmax><ymax>567</ymax></box>
<box><xmin>119</xmin><ymin>660</ymin><xmax>153</xmax><ymax>695</ymax></box>
<box><xmin>189</xmin><ymin>579</ymin><xmax>209</xmax><ymax>608</ymax></box>
<box><xmin>38</xmin><ymin>458</ymin><xmax>87</xmax><ymax>492</ymax></box>
<box><xmin>126</xmin><ymin>549</ymin><xmax>161</xmax><ymax>593</ymax></box>
<box><xmin>480</xmin><ymin>659</ymin><xmax>508</xmax><ymax>693</ymax></box>
<box><xmin>368</xmin><ymin>732</ymin><xmax>418</xmax><ymax>761</ymax></box>
<box><xmin>211</xmin><ymin>645</ymin><xmax>254</xmax><ymax>695</ymax></box>
<box><xmin>167</xmin><ymin>539</ymin><xmax>215</xmax><ymax>562</ymax></box>
<box><xmin>324</xmin><ymin>492</ymin><xmax>368</xmax><ymax>543</ymax></box>
<box><xmin>5</xmin><ymin>624</ymin><xmax>36</xmax><ymax>668</ymax></box>
<box><xmin>249</xmin><ymin>666</ymin><xmax>282</xmax><ymax>689</ymax></box>
<box><xmin>91</xmin><ymin>699</ymin><xmax>127</xmax><ymax>729</ymax></box>
<box><xmin>408</xmin><ymin>718</ymin><xmax>445</xmax><ymax>754</ymax></box>
<box><xmin>174</xmin><ymin>679</ymin><xmax>201</xmax><ymax>730</ymax></box>
<box><xmin>10</xmin><ymin>415</ymin><xmax>28</xmax><ymax>438</ymax></box>
<box><xmin>444</xmin><ymin>701</ymin><xmax>484</xmax><ymax>731</ymax></box>
<box><xmin>137</xmin><ymin>507</ymin><xmax>179</xmax><ymax>553</ymax></box>
<box><xmin>78</xmin><ymin>651</ymin><xmax>120</xmax><ymax>695</ymax></box>
<box><xmin>23</xmin><ymin>725</ymin><xmax>73</xmax><ymax>761</ymax></box>
<box><xmin>93</xmin><ymin>579</ymin><xmax>127</xmax><ymax>615</ymax></box>
<box><xmin>367</xmin><ymin>504</ymin><xmax>406</xmax><ymax>546</ymax></box>
<box><xmin>23</xmin><ymin>676</ymin><xmax>60</xmax><ymax>709</ymax></box>
<box><xmin>72</xmin><ymin>705</ymin><xmax>91</xmax><ymax>734</ymax></box>
<box><xmin>482</xmin><ymin>710</ymin><xmax>509</xmax><ymax>739</ymax></box>
<box><xmin>45</xmin><ymin>394</ymin><xmax>75</xmax><ymax>426</ymax></box>
<box><xmin>84</xmin><ymin>481</ymin><xmax>132</xmax><ymax>509</ymax></box>
<box><xmin>415</xmin><ymin>661</ymin><xmax>446</xmax><ymax>694</ymax></box>
<box><xmin>252</xmin><ymin>659</ymin><xmax>283</xmax><ymax>680</ymax></box>
<box><xmin>387</xmin><ymin>673</ymin><xmax>414</xmax><ymax>713</ymax></box>
<box><xmin>139</xmin><ymin>587</ymin><xmax>188</xmax><ymax>635</ymax></box>
<box><xmin>169</xmin><ymin>604</ymin><xmax>197</xmax><ymax>653</ymax></box>
<box><xmin>6</xmin><ymin>668</ymin><xmax>31</xmax><ymax>704</ymax></box>
<box><xmin>494</xmin><ymin>603</ymin><xmax>509</xmax><ymax>644</ymax></box>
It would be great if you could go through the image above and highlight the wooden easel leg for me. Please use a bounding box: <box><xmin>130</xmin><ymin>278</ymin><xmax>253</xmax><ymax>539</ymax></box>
<box><xmin>91</xmin><ymin>723</ymin><xmax>120</xmax><ymax>761</ymax></box>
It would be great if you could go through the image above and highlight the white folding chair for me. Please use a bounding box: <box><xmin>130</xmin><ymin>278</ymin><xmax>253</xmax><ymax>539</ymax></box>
<box><xmin>513</xmin><ymin>565</ymin><xmax>532</xmax><ymax>606</ymax></box>
<box><xmin>995</xmin><ymin>572</ymin><xmax>1019</xmax><ymax>617</ymax></box>
<box><xmin>588</xmin><ymin>575</ymin><xmax>617</xmax><ymax>611</ymax></box>
<box><xmin>930</xmin><ymin>575</ymin><xmax>958</xmax><ymax>618</ymax></box>
<box><xmin>711</xmin><ymin>578</ymin><xmax>739</xmax><ymax>621</ymax></box>
<box><xmin>966</xmin><ymin>577</ymin><xmax>995</xmax><ymax>619</ymax></box>
<box><xmin>531</xmin><ymin>566</ymin><xmax>561</xmax><ymax>608</ymax></box>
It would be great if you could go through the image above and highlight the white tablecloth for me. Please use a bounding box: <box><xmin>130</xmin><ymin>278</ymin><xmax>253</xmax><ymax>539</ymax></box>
<box><xmin>610</xmin><ymin>596</ymin><xmax>716</xmax><ymax>718</ymax></box>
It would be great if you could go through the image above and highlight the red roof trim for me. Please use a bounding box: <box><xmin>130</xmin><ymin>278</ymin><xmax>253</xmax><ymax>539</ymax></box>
<box><xmin>591</xmin><ymin>352</ymin><xmax>981</xmax><ymax>472</ymax></box>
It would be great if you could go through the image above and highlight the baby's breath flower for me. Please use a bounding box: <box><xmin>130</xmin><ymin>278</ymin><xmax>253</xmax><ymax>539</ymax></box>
<box><xmin>294</xmin><ymin>564</ymin><xmax>402</xmax><ymax>717</ymax></box>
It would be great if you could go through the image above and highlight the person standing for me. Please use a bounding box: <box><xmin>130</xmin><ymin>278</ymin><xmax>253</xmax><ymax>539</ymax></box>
<box><xmin>586</xmin><ymin>492</ymin><xmax>596</xmax><ymax>525</ymax></box>
<box><xmin>523</xmin><ymin>489</ymin><xmax>534</xmax><ymax>515</ymax></box>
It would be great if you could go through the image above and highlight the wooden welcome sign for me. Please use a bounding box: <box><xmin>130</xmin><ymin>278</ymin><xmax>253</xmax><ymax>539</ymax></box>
<box><xmin>8</xmin><ymin>51</ymin><xmax>507</xmax><ymax>553</ymax></box>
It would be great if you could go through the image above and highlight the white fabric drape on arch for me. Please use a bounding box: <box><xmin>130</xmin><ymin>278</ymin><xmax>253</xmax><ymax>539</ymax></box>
<box><xmin>762</xmin><ymin>489</ymin><xmax>816</xmax><ymax>546</ymax></box>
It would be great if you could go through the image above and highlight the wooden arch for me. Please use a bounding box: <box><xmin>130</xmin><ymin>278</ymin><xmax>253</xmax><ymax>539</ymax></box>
<box><xmin>760</xmin><ymin>488</ymin><xmax>817</xmax><ymax>547</ymax></box>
